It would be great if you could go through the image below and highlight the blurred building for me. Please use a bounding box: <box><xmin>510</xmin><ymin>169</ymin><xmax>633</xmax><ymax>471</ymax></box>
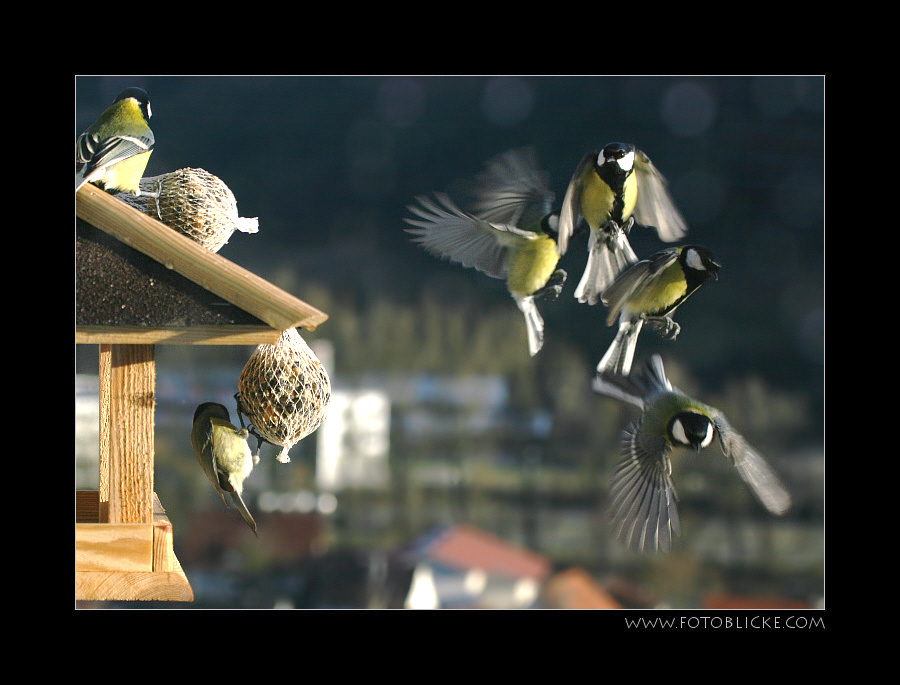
<box><xmin>316</xmin><ymin>389</ymin><xmax>390</xmax><ymax>490</ymax></box>
<box><xmin>403</xmin><ymin>523</ymin><xmax>551</xmax><ymax>609</ymax></box>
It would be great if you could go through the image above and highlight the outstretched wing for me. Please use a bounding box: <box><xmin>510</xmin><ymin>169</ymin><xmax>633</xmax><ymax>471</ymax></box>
<box><xmin>557</xmin><ymin>150</ymin><xmax>596</xmax><ymax>256</ymax></box>
<box><xmin>469</xmin><ymin>146</ymin><xmax>555</xmax><ymax>228</ymax></box>
<box><xmin>633</xmin><ymin>149</ymin><xmax>688</xmax><ymax>243</ymax></box>
<box><xmin>405</xmin><ymin>193</ymin><xmax>537</xmax><ymax>279</ymax></box>
<box><xmin>607</xmin><ymin>420</ymin><xmax>681</xmax><ymax>554</ymax></box>
<box><xmin>714</xmin><ymin>413</ymin><xmax>791</xmax><ymax>515</ymax></box>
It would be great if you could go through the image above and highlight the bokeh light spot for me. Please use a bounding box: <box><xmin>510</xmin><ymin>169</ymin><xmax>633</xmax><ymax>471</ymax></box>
<box><xmin>661</xmin><ymin>81</ymin><xmax>717</xmax><ymax>137</ymax></box>
<box><xmin>376</xmin><ymin>77</ymin><xmax>427</xmax><ymax>128</ymax></box>
<box><xmin>481</xmin><ymin>76</ymin><xmax>534</xmax><ymax>127</ymax></box>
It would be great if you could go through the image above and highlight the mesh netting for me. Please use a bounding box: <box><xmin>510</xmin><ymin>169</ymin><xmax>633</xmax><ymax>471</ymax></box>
<box><xmin>238</xmin><ymin>328</ymin><xmax>331</xmax><ymax>463</ymax></box>
<box><xmin>142</xmin><ymin>168</ymin><xmax>258</xmax><ymax>252</ymax></box>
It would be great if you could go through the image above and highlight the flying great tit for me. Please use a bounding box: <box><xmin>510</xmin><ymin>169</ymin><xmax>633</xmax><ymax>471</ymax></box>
<box><xmin>592</xmin><ymin>354</ymin><xmax>791</xmax><ymax>554</ymax></box>
<box><xmin>75</xmin><ymin>87</ymin><xmax>156</xmax><ymax>197</ymax></box>
<box><xmin>597</xmin><ymin>245</ymin><xmax>720</xmax><ymax>376</ymax></box>
<box><xmin>404</xmin><ymin>148</ymin><xmax>566</xmax><ymax>356</ymax></box>
<box><xmin>191</xmin><ymin>402</ymin><xmax>259</xmax><ymax>537</ymax></box>
<box><xmin>558</xmin><ymin>143</ymin><xmax>688</xmax><ymax>304</ymax></box>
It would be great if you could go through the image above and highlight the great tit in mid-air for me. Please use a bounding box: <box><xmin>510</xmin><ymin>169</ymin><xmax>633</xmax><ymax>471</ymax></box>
<box><xmin>404</xmin><ymin>148</ymin><xmax>566</xmax><ymax>356</ymax></box>
<box><xmin>597</xmin><ymin>245</ymin><xmax>720</xmax><ymax>376</ymax></box>
<box><xmin>592</xmin><ymin>354</ymin><xmax>791</xmax><ymax>554</ymax></box>
<box><xmin>191</xmin><ymin>402</ymin><xmax>259</xmax><ymax>537</ymax></box>
<box><xmin>75</xmin><ymin>87</ymin><xmax>156</xmax><ymax>197</ymax></box>
<box><xmin>559</xmin><ymin>143</ymin><xmax>688</xmax><ymax>305</ymax></box>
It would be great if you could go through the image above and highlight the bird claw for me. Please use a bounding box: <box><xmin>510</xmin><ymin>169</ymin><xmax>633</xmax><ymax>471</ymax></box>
<box><xmin>534</xmin><ymin>269</ymin><xmax>567</xmax><ymax>301</ymax></box>
<box><xmin>136</xmin><ymin>179</ymin><xmax>162</xmax><ymax>202</ymax></box>
<box><xmin>149</xmin><ymin>179</ymin><xmax>163</xmax><ymax>219</ymax></box>
<box><xmin>645</xmin><ymin>316</ymin><xmax>680</xmax><ymax>340</ymax></box>
<box><xmin>602</xmin><ymin>217</ymin><xmax>635</xmax><ymax>249</ymax></box>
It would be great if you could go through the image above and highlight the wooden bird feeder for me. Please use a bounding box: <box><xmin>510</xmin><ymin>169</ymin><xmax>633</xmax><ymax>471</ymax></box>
<box><xmin>75</xmin><ymin>184</ymin><xmax>328</xmax><ymax>602</ymax></box>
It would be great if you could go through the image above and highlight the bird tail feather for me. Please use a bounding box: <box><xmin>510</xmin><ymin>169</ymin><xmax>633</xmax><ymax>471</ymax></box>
<box><xmin>575</xmin><ymin>231</ymin><xmax>637</xmax><ymax>304</ymax></box>
<box><xmin>517</xmin><ymin>295</ymin><xmax>544</xmax><ymax>356</ymax></box>
<box><xmin>597</xmin><ymin>319</ymin><xmax>643</xmax><ymax>377</ymax></box>
<box><xmin>230</xmin><ymin>491</ymin><xmax>259</xmax><ymax>537</ymax></box>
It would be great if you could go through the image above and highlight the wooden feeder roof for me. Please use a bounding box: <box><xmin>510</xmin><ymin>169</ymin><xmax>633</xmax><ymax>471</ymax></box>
<box><xmin>76</xmin><ymin>185</ymin><xmax>327</xmax><ymax>345</ymax></box>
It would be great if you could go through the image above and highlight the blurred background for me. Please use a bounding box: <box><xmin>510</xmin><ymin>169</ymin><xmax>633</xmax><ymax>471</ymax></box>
<box><xmin>74</xmin><ymin>75</ymin><xmax>824</xmax><ymax>610</ymax></box>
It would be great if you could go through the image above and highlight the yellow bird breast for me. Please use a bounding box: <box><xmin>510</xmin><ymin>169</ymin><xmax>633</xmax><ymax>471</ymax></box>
<box><xmin>581</xmin><ymin>173</ymin><xmax>637</xmax><ymax>228</ymax></box>
<box><xmin>621</xmin><ymin>176</ymin><xmax>638</xmax><ymax>219</ymax></box>
<box><xmin>97</xmin><ymin>150</ymin><xmax>152</xmax><ymax>194</ymax></box>
<box><xmin>507</xmin><ymin>235</ymin><xmax>560</xmax><ymax>297</ymax></box>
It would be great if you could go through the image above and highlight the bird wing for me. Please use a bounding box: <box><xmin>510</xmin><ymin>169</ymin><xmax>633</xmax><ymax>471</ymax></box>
<box><xmin>405</xmin><ymin>193</ymin><xmax>538</xmax><ymax>279</ymax></box>
<box><xmin>592</xmin><ymin>352</ymin><xmax>674</xmax><ymax>408</ymax></box>
<box><xmin>600</xmin><ymin>247</ymin><xmax>680</xmax><ymax>325</ymax></box>
<box><xmin>608</xmin><ymin>420</ymin><xmax>681</xmax><ymax>554</ymax></box>
<box><xmin>469</xmin><ymin>146</ymin><xmax>555</xmax><ymax>228</ymax></box>
<box><xmin>591</xmin><ymin>371</ymin><xmax>646</xmax><ymax>409</ymax></box>
<box><xmin>633</xmin><ymin>149</ymin><xmax>688</xmax><ymax>243</ymax></box>
<box><xmin>75</xmin><ymin>129</ymin><xmax>155</xmax><ymax>179</ymax></box>
<box><xmin>191</xmin><ymin>414</ymin><xmax>228</xmax><ymax>501</ymax></box>
<box><xmin>557</xmin><ymin>150</ymin><xmax>595</xmax><ymax>256</ymax></box>
<box><xmin>713</xmin><ymin>413</ymin><xmax>792</xmax><ymax>515</ymax></box>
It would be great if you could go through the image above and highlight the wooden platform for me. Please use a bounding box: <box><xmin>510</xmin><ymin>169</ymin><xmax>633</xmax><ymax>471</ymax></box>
<box><xmin>75</xmin><ymin>491</ymin><xmax>193</xmax><ymax>602</ymax></box>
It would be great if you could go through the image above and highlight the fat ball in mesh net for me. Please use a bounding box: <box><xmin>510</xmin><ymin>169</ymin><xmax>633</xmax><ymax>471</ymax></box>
<box><xmin>138</xmin><ymin>168</ymin><xmax>258</xmax><ymax>252</ymax></box>
<box><xmin>237</xmin><ymin>328</ymin><xmax>331</xmax><ymax>464</ymax></box>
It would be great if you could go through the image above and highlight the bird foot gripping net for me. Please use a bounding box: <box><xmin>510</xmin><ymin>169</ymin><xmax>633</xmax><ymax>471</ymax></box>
<box><xmin>141</xmin><ymin>168</ymin><xmax>258</xmax><ymax>252</ymax></box>
<box><xmin>237</xmin><ymin>328</ymin><xmax>331</xmax><ymax>463</ymax></box>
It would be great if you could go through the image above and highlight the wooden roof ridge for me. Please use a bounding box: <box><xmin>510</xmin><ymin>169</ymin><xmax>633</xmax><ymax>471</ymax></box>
<box><xmin>75</xmin><ymin>185</ymin><xmax>328</xmax><ymax>338</ymax></box>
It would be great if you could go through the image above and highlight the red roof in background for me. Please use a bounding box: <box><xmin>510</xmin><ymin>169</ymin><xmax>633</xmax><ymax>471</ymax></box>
<box><xmin>428</xmin><ymin>524</ymin><xmax>552</xmax><ymax>580</ymax></box>
<box><xmin>541</xmin><ymin>568</ymin><xmax>623</xmax><ymax>609</ymax></box>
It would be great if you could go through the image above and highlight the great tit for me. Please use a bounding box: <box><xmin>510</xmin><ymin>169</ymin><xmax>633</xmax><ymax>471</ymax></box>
<box><xmin>592</xmin><ymin>354</ymin><xmax>791</xmax><ymax>554</ymax></box>
<box><xmin>559</xmin><ymin>143</ymin><xmax>688</xmax><ymax>304</ymax></box>
<box><xmin>597</xmin><ymin>245</ymin><xmax>720</xmax><ymax>376</ymax></box>
<box><xmin>404</xmin><ymin>148</ymin><xmax>566</xmax><ymax>356</ymax></box>
<box><xmin>191</xmin><ymin>402</ymin><xmax>259</xmax><ymax>537</ymax></box>
<box><xmin>75</xmin><ymin>87</ymin><xmax>156</xmax><ymax>196</ymax></box>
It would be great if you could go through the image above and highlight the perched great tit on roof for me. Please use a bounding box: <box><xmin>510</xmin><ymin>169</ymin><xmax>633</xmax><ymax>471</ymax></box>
<box><xmin>405</xmin><ymin>147</ymin><xmax>566</xmax><ymax>356</ymax></box>
<box><xmin>75</xmin><ymin>87</ymin><xmax>156</xmax><ymax>196</ymax></box>
<box><xmin>592</xmin><ymin>354</ymin><xmax>791</xmax><ymax>554</ymax></box>
<box><xmin>559</xmin><ymin>143</ymin><xmax>688</xmax><ymax>304</ymax></box>
<box><xmin>191</xmin><ymin>402</ymin><xmax>259</xmax><ymax>537</ymax></box>
<box><xmin>596</xmin><ymin>245</ymin><xmax>720</xmax><ymax>376</ymax></box>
